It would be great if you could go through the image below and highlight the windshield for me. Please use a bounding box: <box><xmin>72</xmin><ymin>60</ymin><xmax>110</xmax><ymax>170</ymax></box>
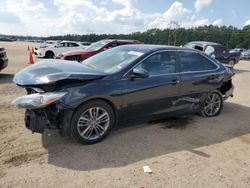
<box><xmin>82</xmin><ymin>46</ymin><xmax>145</xmax><ymax>74</ymax></box>
<box><xmin>85</xmin><ymin>41</ymin><xmax>108</xmax><ymax>51</ymax></box>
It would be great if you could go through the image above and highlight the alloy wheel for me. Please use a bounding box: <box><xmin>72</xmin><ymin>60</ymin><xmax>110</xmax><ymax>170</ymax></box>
<box><xmin>203</xmin><ymin>93</ymin><xmax>222</xmax><ymax>116</ymax></box>
<box><xmin>77</xmin><ymin>107</ymin><xmax>110</xmax><ymax>140</ymax></box>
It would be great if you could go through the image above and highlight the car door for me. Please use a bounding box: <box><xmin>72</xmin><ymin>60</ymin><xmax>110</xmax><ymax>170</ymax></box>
<box><xmin>121</xmin><ymin>51</ymin><xmax>182</xmax><ymax>122</ymax></box>
<box><xmin>176</xmin><ymin>50</ymin><xmax>220</xmax><ymax>110</ymax></box>
<box><xmin>54</xmin><ymin>42</ymin><xmax>67</xmax><ymax>55</ymax></box>
<box><xmin>68</xmin><ymin>42</ymin><xmax>80</xmax><ymax>51</ymax></box>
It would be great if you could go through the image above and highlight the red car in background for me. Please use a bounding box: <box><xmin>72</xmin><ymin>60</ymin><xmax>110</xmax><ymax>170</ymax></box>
<box><xmin>58</xmin><ymin>39</ymin><xmax>143</xmax><ymax>62</ymax></box>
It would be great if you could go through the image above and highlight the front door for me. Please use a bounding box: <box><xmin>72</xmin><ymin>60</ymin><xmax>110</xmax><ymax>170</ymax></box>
<box><xmin>121</xmin><ymin>51</ymin><xmax>182</xmax><ymax>122</ymax></box>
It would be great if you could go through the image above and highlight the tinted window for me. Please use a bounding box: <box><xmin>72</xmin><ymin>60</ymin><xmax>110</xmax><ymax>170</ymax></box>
<box><xmin>194</xmin><ymin>45</ymin><xmax>204</xmax><ymax>51</ymax></box>
<box><xmin>136</xmin><ymin>51</ymin><xmax>177</xmax><ymax>76</ymax></box>
<box><xmin>69</xmin><ymin>42</ymin><xmax>79</xmax><ymax>47</ymax></box>
<box><xmin>106</xmin><ymin>43</ymin><xmax>118</xmax><ymax>49</ymax></box>
<box><xmin>56</xmin><ymin>42</ymin><xmax>66</xmax><ymax>47</ymax></box>
<box><xmin>85</xmin><ymin>41</ymin><xmax>109</xmax><ymax>51</ymax></box>
<box><xmin>178</xmin><ymin>51</ymin><xmax>217</xmax><ymax>72</ymax></box>
<box><xmin>83</xmin><ymin>46</ymin><xmax>144</xmax><ymax>74</ymax></box>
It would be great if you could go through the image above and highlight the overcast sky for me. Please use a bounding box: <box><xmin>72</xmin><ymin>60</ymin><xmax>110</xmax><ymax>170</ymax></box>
<box><xmin>0</xmin><ymin>0</ymin><xmax>249</xmax><ymax>36</ymax></box>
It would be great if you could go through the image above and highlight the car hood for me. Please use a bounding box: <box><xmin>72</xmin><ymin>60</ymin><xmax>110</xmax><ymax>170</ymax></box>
<box><xmin>13</xmin><ymin>59</ymin><xmax>107</xmax><ymax>86</ymax></box>
<box><xmin>62</xmin><ymin>49</ymin><xmax>95</xmax><ymax>56</ymax></box>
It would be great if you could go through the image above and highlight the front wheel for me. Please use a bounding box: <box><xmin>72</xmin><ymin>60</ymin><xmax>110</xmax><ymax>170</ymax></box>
<box><xmin>71</xmin><ymin>100</ymin><xmax>115</xmax><ymax>144</ymax></box>
<box><xmin>200</xmin><ymin>91</ymin><xmax>223</xmax><ymax>117</ymax></box>
<box><xmin>45</xmin><ymin>51</ymin><xmax>55</xmax><ymax>58</ymax></box>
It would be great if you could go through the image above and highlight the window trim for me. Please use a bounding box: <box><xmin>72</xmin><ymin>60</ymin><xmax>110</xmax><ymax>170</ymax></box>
<box><xmin>123</xmin><ymin>49</ymin><xmax>219</xmax><ymax>78</ymax></box>
<box><xmin>177</xmin><ymin>50</ymin><xmax>220</xmax><ymax>74</ymax></box>
<box><xmin>137</xmin><ymin>51</ymin><xmax>178</xmax><ymax>77</ymax></box>
<box><xmin>123</xmin><ymin>50</ymin><xmax>179</xmax><ymax>79</ymax></box>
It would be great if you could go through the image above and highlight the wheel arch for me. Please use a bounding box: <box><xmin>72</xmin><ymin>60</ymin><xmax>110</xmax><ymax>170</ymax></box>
<box><xmin>61</xmin><ymin>97</ymin><xmax>120</xmax><ymax>137</ymax></box>
<box><xmin>45</xmin><ymin>50</ymin><xmax>55</xmax><ymax>57</ymax></box>
<box><xmin>73</xmin><ymin>97</ymin><xmax>120</xmax><ymax>127</ymax></box>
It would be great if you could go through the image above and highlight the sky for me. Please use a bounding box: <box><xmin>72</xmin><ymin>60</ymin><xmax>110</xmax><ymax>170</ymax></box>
<box><xmin>0</xmin><ymin>0</ymin><xmax>249</xmax><ymax>36</ymax></box>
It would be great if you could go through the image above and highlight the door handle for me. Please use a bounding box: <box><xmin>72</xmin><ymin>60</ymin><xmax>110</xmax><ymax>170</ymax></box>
<box><xmin>171</xmin><ymin>80</ymin><xmax>180</xmax><ymax>85</ymax></box>
<box><xmin>209</xmin><ymin>75</ymin><xmax>216</xmax><ymax>79</ymax></box>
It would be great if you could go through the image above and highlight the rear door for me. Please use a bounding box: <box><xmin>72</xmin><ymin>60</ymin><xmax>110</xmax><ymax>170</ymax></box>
<box><xmin>176</xmin><ymin>51</ymin><xmax>220</xmax><ymax>110</ymax></box>
<box><xmin>121</xmin><ymin>51</ymin><xmax>182</xmax><ymax>122</ymax></box>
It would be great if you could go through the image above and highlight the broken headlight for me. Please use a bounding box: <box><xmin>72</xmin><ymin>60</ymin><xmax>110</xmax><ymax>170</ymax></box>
<box><xmin>12</xmin><ymin>92</ymin><xmax>67</xmax><ymax>109</ymax></box>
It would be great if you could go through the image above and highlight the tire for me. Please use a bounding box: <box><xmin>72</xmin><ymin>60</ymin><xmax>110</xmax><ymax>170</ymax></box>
<box><xmin>71</xmin><ymin>100</ymin><xmax>115</xmax><ymax>144</ymax></box>
<box><xmin>228</xmin><ymin>59</ymin><xmax>235</xmax><ymax>66</ymax></box>
<box><xmin>199</xmin><ymin>91</ymin><xmax>223</xmax><ymax>117</ymax></box>
<box><xmin>45</xmin><ymin>51</ymin><xmax>54</xmax><ymax>58</ymax></box>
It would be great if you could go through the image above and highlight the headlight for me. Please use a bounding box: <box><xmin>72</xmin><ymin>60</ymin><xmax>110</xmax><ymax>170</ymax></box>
<box><xmin>12</xmin><ymin>92</ymin><xmax>67</xmax><ymax>109</ymax></box>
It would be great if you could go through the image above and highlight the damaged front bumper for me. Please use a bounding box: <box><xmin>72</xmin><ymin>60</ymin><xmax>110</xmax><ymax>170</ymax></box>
<box><xmin>24</xmin><ymin>108</ymin><xmax>74</xmax><ymax>136</ymax></box>
<box><xmin>25</xmin><ymin>109</ymin><xmax>49</xmax><ymax>133</ymax></box>
<box><xmin>12</xmin><ymin>90</ymin><xmax>74</xmax><ymax>136</ymax></box>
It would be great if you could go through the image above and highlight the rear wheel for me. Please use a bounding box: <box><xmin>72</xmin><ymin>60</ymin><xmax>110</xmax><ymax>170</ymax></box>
<box><xmin>71</xmin><ymin>100</ymin><xmax>115</xmax><ymax>144</ymax></box>
<box><xmin>228</xmin><ymin>59</ymin><xmax>235</xmax><ymax>66</ymax></box>
<box><xmin>200</xmin><ymin>91</ymin><xmax>223</xmax><ymax>117</ymax></box>
<box><xmin>45</xmin><ymin>51</ymin><xmax>54</xmax><ymax>58</ymax></box>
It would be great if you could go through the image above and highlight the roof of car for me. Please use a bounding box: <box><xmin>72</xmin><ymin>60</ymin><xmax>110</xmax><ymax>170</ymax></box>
<box><xmin>101</xmin><ymin>39</ymin><xmax>142</xmax><ymax>43</ymax></box>
<box><xmin>61</xmin><ymin>40</ymin><xmax>80</xmax><ymax>43</ymax></box>
<box><xmin>188</xmin><ymin>41</ymin><xmax>222</xmax><ymax>46</ymax></box>
<box><xmin>118</xmin><ymin>44</ymin><xmax>198</xmax><ymax>53</ymax></box>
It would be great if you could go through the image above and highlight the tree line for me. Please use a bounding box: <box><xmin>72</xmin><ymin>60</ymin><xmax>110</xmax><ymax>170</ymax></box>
<box><xmin>46</xmin><ymin>25</ymin><xmax>250</xmax><ymax>49</ymax></box>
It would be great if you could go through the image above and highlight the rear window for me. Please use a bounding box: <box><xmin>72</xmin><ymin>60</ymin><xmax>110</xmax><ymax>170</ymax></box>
<box><xmin>178</xmin><ymin>51</ymin><xmax>218</xmax><ymax>72</ymax></box>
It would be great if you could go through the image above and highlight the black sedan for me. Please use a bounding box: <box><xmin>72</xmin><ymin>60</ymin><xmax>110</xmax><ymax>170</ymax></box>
<box><xmin>12</xmin><ymin>45</ymin><xmax>234</xmax><ymax>144</ymax></box>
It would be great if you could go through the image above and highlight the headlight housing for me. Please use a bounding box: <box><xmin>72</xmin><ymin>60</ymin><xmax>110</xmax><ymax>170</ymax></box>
<box><xmin>12</xmin><ymin>92</ymin><xmax>67</xmax><ymax>109</ymax></box>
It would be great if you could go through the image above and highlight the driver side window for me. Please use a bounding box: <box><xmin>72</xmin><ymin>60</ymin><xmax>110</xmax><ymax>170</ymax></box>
<box><xmin>136</xmin><ymin>51</ymin><xmax>177</xmax><ymax>77</ymax></box>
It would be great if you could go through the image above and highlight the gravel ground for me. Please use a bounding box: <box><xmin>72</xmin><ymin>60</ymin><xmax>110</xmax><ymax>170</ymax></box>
<box><xmin>0</xmin><ymin>41</ymin><xmax>250</xmax><ymax>188</ymax></box>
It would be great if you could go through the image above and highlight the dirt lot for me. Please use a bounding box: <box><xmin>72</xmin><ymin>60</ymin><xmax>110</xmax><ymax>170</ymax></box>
<box><xmin>0</xmin><ymin>41</ymin><xmax>250</xmax><ymax>188</ymax></box>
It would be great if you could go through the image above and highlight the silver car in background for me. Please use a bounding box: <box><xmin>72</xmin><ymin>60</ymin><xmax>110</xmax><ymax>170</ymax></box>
<box><xmin>241</xmin><ymin>49</ymin><xmax>250</xmax><ymax>60</ymax></box>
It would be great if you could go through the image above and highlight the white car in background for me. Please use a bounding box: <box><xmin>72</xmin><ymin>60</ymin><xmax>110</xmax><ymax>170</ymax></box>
<box><xmin>35</xmin><ymin>41</ymin><xmax>87</xmax><ymax>58</ymax></box>
<box><xmin>240</xmin><ymin>49</ymin><xmax>250</xmax><ymax>60</ymax></box>
<box><xmin>38</xmin><ymin>40</ymin><xmax>58</xmax><ymax>48</ymax></box>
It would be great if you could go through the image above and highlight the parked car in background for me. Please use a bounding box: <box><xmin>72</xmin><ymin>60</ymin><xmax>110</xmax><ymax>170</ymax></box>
<box><xmin>240</xmin><ymin>49</ymin><xmax>250</xmax><ymax>60</ymax></box>
<box><xmin>35</xmin><ymin>41</ymin><xmax>88</xmax><ymax>58</ymax></box>
<box><xmin>230</xmin><ymin>48</ymin><xmax>246</xmax><ymax>53</ymax></box>
<box><xmin>58</xmin><ymin>39</ymin><xmax>143</xmax><ymax>62</ymax></box>
<box><xmin>81</xmin><ymin>42</ymin><xmax>91</xmax><ymax>46</ymax></box>
<box><xmin>184</xmin><ymin>41</ymin><xmax>241</xmax><ymax>66</ymax></box>
<box><xmin>38</xmin><ymin>40</ymin><xmax>58</xmax><ymax>48</ymax></box>
<box><xmin>34</xmin><ymin>40</ymin><xmax>58</xmax><ymax>56</ymax></box>
<box><xmin>13</xmin><ymin>45</ymin><xmax>234</xmax><ymax>144</ymax></box>
<box><xmin>0</xmin><ymin>47</ymin><xmax>8</xmax><ymax>72</ymax></box>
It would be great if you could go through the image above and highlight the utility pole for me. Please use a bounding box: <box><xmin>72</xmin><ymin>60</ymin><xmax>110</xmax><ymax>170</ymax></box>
<box><xmin>167</xmin><ymin>21</ymin><xmax>180</xmax><ymax>46</ymax></box>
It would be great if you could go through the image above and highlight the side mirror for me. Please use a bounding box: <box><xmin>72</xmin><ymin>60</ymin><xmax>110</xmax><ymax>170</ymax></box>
<box><xmin>129</xmin><ymin>68</ymin><xmax>149</xmax><ymax>79</ymax></box>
